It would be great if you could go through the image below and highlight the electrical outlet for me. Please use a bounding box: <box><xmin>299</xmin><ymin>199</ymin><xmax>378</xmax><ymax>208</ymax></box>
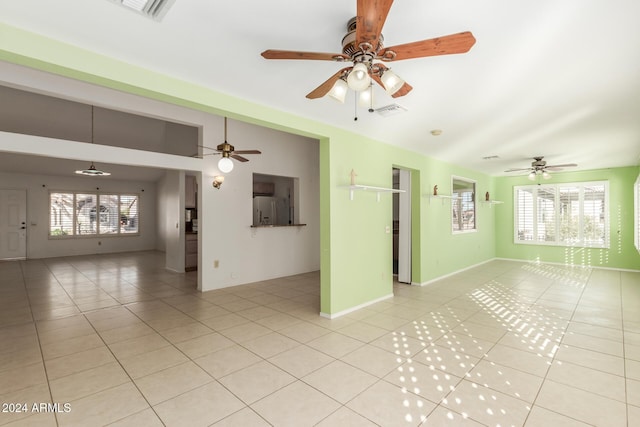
<box><xmin>214</xmin><ymin>260</ymin><xmax>219</xmax><ymax>268</ymax></box>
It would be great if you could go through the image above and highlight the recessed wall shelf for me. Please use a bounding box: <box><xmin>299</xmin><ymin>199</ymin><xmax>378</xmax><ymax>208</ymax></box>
<box><xmin>343</xmin><ymin>185</ymin><xmax>405</xmax><ymax>202</ymax></box>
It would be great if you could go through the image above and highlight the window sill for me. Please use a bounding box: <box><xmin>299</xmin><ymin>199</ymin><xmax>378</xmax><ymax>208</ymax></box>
<box><xmin>48</xmin><ymin>233</ymin><xmax>140</xmax><ymax>239</ymax></box>
<box><xmin>514</xmin><ymin>240</ymin><xmax>609</xmax><ymax>249</ymax></box>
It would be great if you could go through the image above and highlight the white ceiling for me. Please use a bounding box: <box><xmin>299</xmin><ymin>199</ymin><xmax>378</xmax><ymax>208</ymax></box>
<box><xmin>1</xmin><ymin>0</ymin><xmax>639</xmax><ymax>176</ymax></box>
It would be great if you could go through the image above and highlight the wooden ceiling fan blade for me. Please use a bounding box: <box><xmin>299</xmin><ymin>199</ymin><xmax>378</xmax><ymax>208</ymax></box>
<box><xmin>261</xmin><ymin>50</ymin><xmax>349</xmax><ymax>61</ymax></box>
<box><xmin>356</xmin><ymin>0</ymin><xmax>394</xmax><ymax>47</ymax></box>
<box><xmin>233</xmin><ymin>150</ymin><xmax>261</xmax><ymax>155</ymax></box>
<box><xmin>378</xmin><ymin>31</ymin><xmax>476</xmax><ymax>61</ymax></box>
<box><xmin>231</xmin><ymin>154</ymin><xmax>249</xmax><ymax>162</ymax></box>
<box><xmin>306</xmin><ymin>67</ymin><xmax>351</xmax><ymax>99</ymax></box>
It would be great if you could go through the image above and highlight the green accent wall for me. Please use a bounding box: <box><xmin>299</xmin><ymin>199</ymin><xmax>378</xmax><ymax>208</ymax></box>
<box><xmin>495</xmin><ymin>166</ymin><xmax>640</xmax><ymax>270</ymax></box>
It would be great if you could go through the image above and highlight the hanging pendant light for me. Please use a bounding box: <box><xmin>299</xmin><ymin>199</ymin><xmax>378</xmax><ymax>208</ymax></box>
<box><xmin>75</xmin><ymin>106</ymin><xmax>111</xmax><ymax>176</ymax></box>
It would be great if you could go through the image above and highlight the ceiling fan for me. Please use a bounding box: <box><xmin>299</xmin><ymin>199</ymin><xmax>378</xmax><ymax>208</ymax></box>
<box><xmin>261</xmin><ymin>0</ymin><xmax>476</xmax><ymax>102</ymax></box>
<box><xmin>198</xmin><ymin>117</ymin><xmax>261</xmax><ymax>173</ymax></box>
<box><xmin>505</xmin><ymin>156</ymin><xmax>578</xmax><ymax>180</ymax></box>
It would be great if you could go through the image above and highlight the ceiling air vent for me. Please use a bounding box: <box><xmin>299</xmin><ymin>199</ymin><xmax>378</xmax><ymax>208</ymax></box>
<box><xmin>375</xmin><ymin>104</ymin><xmax>408</xmax><ymax>117</ymax></box>
<box><xmin>108</xmin><ymin>0</ymin><xmax>176</xmax><ymax>21</ymax></box>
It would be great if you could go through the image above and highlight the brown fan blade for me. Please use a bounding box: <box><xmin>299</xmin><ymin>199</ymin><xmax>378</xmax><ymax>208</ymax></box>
<box><xmin>306</xmin><ymin>67</ymin><xmax>352</xmax><ymax>99</ymax></box>
<box><xmin>371</xmin><ymin>64</ymin><xmax>413</xmax><ymax>97</ymax></box>
<box><xmin>378</xmin><ymin>31</ymin><xmax>476</xmax><ymax>61</ymax></box>
<box><xmin>261</xmin><ymin>50</ymin><xmax>349</xmax><ymax>61</ymax></box>
<box><xmin>231</xmin><ymin>154</ymin><xmax>249</xmax><ymax>162</ymax></box>
<box><xmin>233</xmin><ymin>150</ymin><xmax>261</xmax><ymax>155</ymax></box>
<box><xmin>356</xmin><ymin>0</ymin><xmax>394</xmax><ymax>48</ymax></box>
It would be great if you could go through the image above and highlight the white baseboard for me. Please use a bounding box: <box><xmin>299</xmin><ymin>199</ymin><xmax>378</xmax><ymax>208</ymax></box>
<box><xmin>320</xmin><ymin>293</ymin><xmax>394</xmax><ymax>319</ymax></box>
<box><xmin>414</xmin><ymin>258</ymin><xmax>497</xmax><ymax>287</ymax></box>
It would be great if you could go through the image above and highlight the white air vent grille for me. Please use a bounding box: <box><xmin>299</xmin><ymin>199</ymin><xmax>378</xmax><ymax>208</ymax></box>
<box><xmin>375</xmin><ymin>104</ymin><xmax>408</xmax><ymax>117</ymax></box>
<box><xmin>108</xmin><ymin>0</ymin><xmax>176</xmax><ymax>21</ymax></box>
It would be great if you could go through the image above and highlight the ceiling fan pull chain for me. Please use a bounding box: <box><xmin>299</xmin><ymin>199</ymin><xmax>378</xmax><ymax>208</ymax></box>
<box><xmin>354</xmin><ymin>91</ymin><xmax>358</xmax><ymax>121</ymax></box>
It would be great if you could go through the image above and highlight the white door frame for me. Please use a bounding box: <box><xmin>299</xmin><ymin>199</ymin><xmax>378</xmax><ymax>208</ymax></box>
<box><xmin>397</xmin><ymin>169</ymin><xmax>412</xmax><ymax>284</ymax></box>
<box><xmin>0</xmin><ymin>188</ymin><xmax>27</xmax><ymax>260</ymax></box>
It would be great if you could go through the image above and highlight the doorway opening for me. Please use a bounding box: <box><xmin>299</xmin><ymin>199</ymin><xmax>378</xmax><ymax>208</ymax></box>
<box><xmin>393</xmin><ymin>168</ymin><xmax>412</xmax><ymax>284</ymax></box>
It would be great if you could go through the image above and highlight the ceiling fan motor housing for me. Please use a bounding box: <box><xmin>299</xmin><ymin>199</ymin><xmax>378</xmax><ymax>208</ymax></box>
<box><xmin>342</xmin><ymin>17</ymin><xmax>383</xmax><ymax>65</ymax></box>
<box><xmin>217</xmin><ymin>142</ymin><xmax>234</xmax><ymax>155</ymax></box>
<box><xmin>532</xmin><ymin>157</ymin><xmax>547</xmax><ymax>171</ymax></box>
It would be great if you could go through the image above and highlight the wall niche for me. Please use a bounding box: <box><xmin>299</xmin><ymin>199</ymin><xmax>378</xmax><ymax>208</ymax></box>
<box><xmin>252</xmin><ymin>173</ymin><xmax>300</xmax><ymax>227</ymax></box>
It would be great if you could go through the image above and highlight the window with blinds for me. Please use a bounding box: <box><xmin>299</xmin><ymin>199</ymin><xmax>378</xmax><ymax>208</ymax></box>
<box><xmin>514</xmin><ymin>181</ymin><xmax>608</xmax><ymax>248</ymax></box>
<box><xmin>49</xmin><ymin>192</ymin><xmax>139</xmax><ymax>238</ymax></box>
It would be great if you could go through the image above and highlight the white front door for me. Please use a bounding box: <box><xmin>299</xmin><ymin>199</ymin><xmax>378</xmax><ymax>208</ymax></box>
<box><xmin>0</xmin><ymin>189</ymin><xmax>27</xmax><ymax>260</ymax></box>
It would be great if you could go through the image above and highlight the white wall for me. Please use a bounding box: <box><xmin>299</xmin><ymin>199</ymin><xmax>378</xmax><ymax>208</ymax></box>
<box><xmin>0</xmin><ymin>171</ymin><xmax>157</xmax><ymax>258</ymax></box>
<box><xmin>199</xmin><ymin>120</ymin><xmax>320</xmax><ymax>291</ymax></box>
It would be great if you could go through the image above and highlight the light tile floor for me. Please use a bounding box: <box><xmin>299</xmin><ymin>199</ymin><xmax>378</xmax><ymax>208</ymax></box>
<box><xmin>1</xmin><ymin>251</ymin><xmax>639</xmax><ymax>426</ymax></box>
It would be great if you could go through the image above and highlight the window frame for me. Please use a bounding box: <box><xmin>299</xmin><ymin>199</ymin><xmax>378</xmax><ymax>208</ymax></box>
<box><xmin>451</xmin><ymin>175</ymin><xmax>477</xmax><ymax>234</ymax></box>
<box><xmin>513</xmin><ymin>181</ymin><xmax>609</xmax><ymax>248</ymax></box>
<box><xmin>49</xmin><ymin>191</ymin><xmax>140</xmax><ymax>239</ymax></box>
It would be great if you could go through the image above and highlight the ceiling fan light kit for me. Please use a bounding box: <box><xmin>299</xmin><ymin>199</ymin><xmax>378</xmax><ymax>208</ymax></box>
<box><xmin>328</xmin><ymin>78</ymin><xmax>349</xmax><ymax>103</ymax></box>
<box><xmin>261</xmin><ymin>0</ymin><xmax>476</xmax><ymax>109</ymax></box>
<box><xmin>347</xmin><ymin>62</ymin><xmax>372</xmax><ymax>91</ymax></box>
<box><xmin>218</xmin><ymin>156</ymin><xmax>234</xmax><ymax>173</ymax></box>
<box><xmin>380</xmin><ymin>68</ymin><xmax>405</xmax><ymax>95</ymax></box>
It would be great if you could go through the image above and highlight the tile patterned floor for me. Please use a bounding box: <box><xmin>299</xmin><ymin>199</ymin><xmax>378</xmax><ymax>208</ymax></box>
<box><xmin>1</xmin><ymin>251</ymin><xmax>639</xmax><ymax>426</ymax></box>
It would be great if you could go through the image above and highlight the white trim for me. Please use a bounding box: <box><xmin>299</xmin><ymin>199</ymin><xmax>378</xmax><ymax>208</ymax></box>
<box><xmin>320</xmin><ymin>293</ymin><xmax>394</xmax><ymax>319</ymax></box>
<box><xmin>414</xmin><ymin>258</ymin><xmax>496</xmax><ymax>286</ymax></box>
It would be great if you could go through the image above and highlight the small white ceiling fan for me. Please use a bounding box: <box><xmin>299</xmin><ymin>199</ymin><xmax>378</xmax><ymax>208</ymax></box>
<box><xmin>505</xmin><ymin>156</ymin><xmax>577</xmax><ymax>180</ymax></box>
